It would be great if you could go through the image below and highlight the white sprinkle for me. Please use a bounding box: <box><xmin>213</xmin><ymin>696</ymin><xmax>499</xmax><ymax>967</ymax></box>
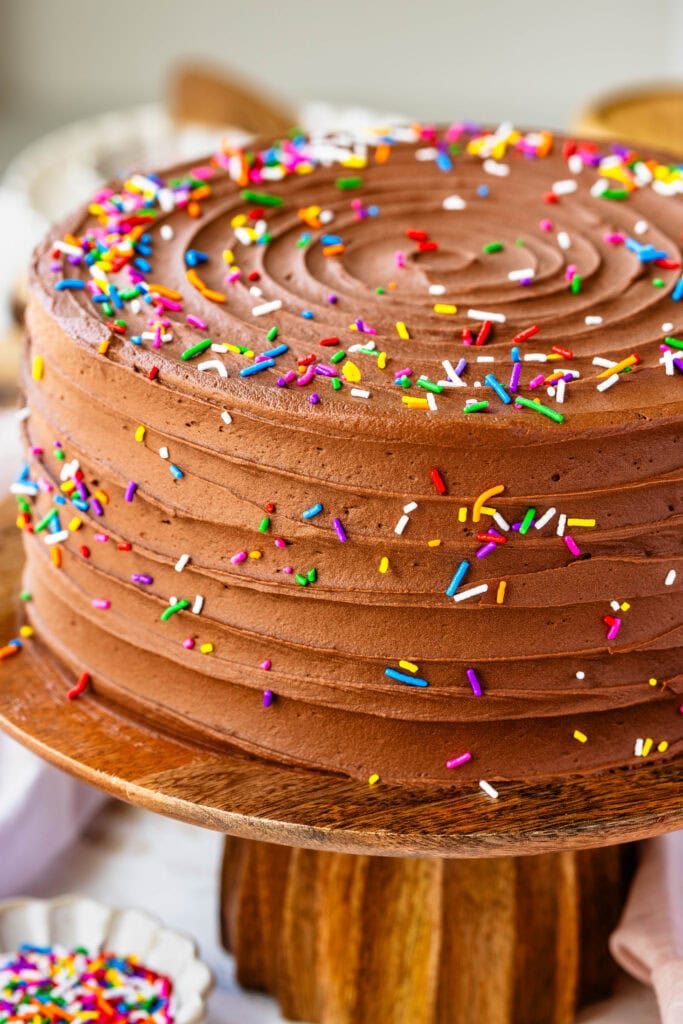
<box><xmin>661</xmin><ymin>350</ymin><xmax>675</xmax><ymax>376</ymax></box>
<box><xmin>524</xmin><ymin>353</ymin><xmax>547</xmax><ymax>362</ymax></box>
<box><xmin>9</xmin><ymin>483</ymin><xmax>38</xmax><ymax>495</ymax></box>
<box><xmin>175</xmin><ymin>554</ymin><xmax>190</xmax><ymax>572</ymax></box>
<box><xmin>546</xmin><ymin>386</ymin><xmax>556</xmax><ymax>398</ymax></box>
<box><xmin>479</xmin><ymin>780</ymin><xmax>499</xmax><ymax>800</ymax></box>
<box><xmin>535</xmin><ymin>507</ymin><xmax>556</xmax><ymax>530</ymax></box>
<box><xmin>556</xmin><ymin>378</ymin><xmax>566</xmax><ymax>404</ymax></box>
<box><xmin>442</xmin><ymin>360</ymin><xmax>466</xmax><ymax>386</ymax></box>
<box><xmin>415</xmin><ymin>146</ymin><xmax>438</xmax><ymax>161</ymax></box>
<box><xmin>467</xmin><ymin>309</ymin><xmax>506</xmax><ymax>323</ymax></box>
<box><xmin>394</xmin><ymin>514</ymin><xmax>410</xmax><ymax>536</ymax></box>
<box><xmin>443</xmin><ymin>194</ymin><xmax>466</xmax><ymax>210</ymax></box>
<box><xmin>53</xmin><ymin>240</ymin><xmax>82</xmax><ymax>256</ymax></box>
<box><xmin>158</xmin><ymin>188</ymin><xmax>176</xmax><ymax>212</ymax></box>
<box><xmin>557</xmin><ymin>231</ymin><xmax>571</xmax><ymax>250</ymax></box>
<box><xmin>319</xmin><ymin>209</ymin><xmax>334</xmax><ymax>224</ymax></box>
<box><xmin>653</xmin><ymin>179</ymin><xmax>683</xmax><ymax>197</ymax></box>
<box><xmin>131</xmin><ymin>299</ymin><xmax>141</xmax><ymax>314</ymax></box>
<box><xmin>585</xmin><ymin>315</ymin><xmax>603</xmax><ymax>326</ymax></box>
<box><xmin>492</xmin><ymin>512</ymin><xmax>510</xmax><ymax>532</ymax></box>
<box><xmin>634</xmin><ymin>738</ymin><xmax>644</xmax><ymax>757</ymax></box>
<box><xmin>476</xmin><ymin>355</ymin><xmax>495</xmax><ymax>363</ymax></box>
<box><xmin>662</xmin><ymin>322</ymin><xmax>674</xmax><ymax>332</ymax></box>
<box><xmin>634</xmin><ymin>219</ymin><xmax>649</xmax><ymax>235</ymax></box>
<box><xmin>591</xmin><ymin>179</ymin><xmax>609</xmax><ymax>197</ymax></box>
<box><xmin>665</xmin><ymin>569</ymin><xmax>677</xmax><ymax>586</ymax></box>
<box><xmin>197</xmin><ymin>359</ymin><xmax>228</xmax><ymax>377</ymax></box>
<box><xmin>252</xmin><ymin>300</ymin><xmax>282</xmax><ymax>317</ymax></box>
<box><xmin>159</xmin><ymin>447</ymin><xmax>169</xmax><ymax>460</ymax></box>
<box><xmin>142</xmin><ymin>331</ymin><xmax>172</xmax><ymax>342</ymax></box>
<box><xmin>221</xmin><ymin>410</ymin><xmax>233</xmax><ymax>425</ymax></box>
<box><xmin>556</xmin><ymin>513</ymin><xmax>567</xmax><ymax>537</ymax></box>
<box><xmin>453</xmin><ymin>583</ymin><xmax>489</xmax><ymax>603</ymax></box>
<box><xmin>596</xmin><ymin>373</ymin><xmax>620</xmax><ymax>392</ymax></box>
<box><xmin>508</xmin><ymin>267</ymin><xmax>535</xmax><ymax>281</ymax></box>
<box><xmin>44</xmin><ymin>530</ymin><xmax>69</xmax><ymax>545</ymax></box>
<box><xmin>429</xmin><ymin>284</ymin><xmax>446</xmax><ymax>295</ymax></box>
<box><xmin>576</xmin><ymin>671</ymin><xmax>585</xmax><ymax>680</ymax></box>
<box><xmin>211</xmin><ymin>343</ymin><xmax>228</xmax><ymax>353</ymax></box>
<box><xmin>593</xmin><ymin>356</ymin><xmax>617</xmax><ymax>369</ymax></box>
<box><xmin>235</xmin><ymin>227</ymin><xmax>255</xmax><ymax>245</ymax></box>
<box><xmin>350</xmin><ymin>387</ymin><xmax>370</xmax><ymax>398</ymax></box>
<box><xmin>568</xmin><ymin>154</ymin><xmax>583</xmax><ymax>174</ymax></box>
<box><xmin>160</xmin><ymin>224</ymin><xmax>174</xmax><ymax>241</ymax></box>
<box><xmin>633</xmin><ymin>161</ymin><xmax>653</xmax><ymax>186</ymax></box>
<box><xmin>483</xmin><ymin>158</ymin><xmax>510</xmax><ymax>177</ymax></box>
<box><xmin>426</xmin><ymin>391</ymin><xmax>438</xmax><ymax>411</ymax></box>
<box><xmin>169</xmin><ymin>595</ymin><xmax>178</xmax><ymax>605</ymax></box>
<box><xmin>261</xmin><ymin>166</ymin><xmax>286</xmax><ymax>181</ymax></box>
<box><xmin>403</xmin><ymin>501</ymin><xmax>418</xmax><ymax>513</ymax></box>
<box><xmin>192</xmin><ymin>595</ymin><xmax>204</xmax><ymax>614</ymax></box>
<box><xmin>249</xmin><ymin>286</ymin><xmax>263</xmax><ymax>298</ymax></box>
<box><xmin>610</xmin><ymin>600</ymin><xmax>621</xmax><ymax>612</ymax></box>
<box><xmin>553</xmin><ymin>180</ymin><xmax>577</xmax><ymax>196</ymax></box>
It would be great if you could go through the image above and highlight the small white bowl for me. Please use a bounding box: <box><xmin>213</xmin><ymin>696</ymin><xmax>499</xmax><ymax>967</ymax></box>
<box><xmin>0</xmin><ymin>894</ymin><xmax>212</xmax><ymax>1023</ymax></box>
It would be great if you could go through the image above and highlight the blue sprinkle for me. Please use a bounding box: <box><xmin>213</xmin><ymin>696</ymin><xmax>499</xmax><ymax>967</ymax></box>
<box><xmin>384</xmin><ymin>668</ymin><xmax>429</xmax><ymax>688</ymax></box>
<box><xmin>185</xmin><ymin>249</ymin><xmax>209</xmax><ymax>267</ymax></box>
<box><xmin>302</xmin><ymin>502</ymin><xmax>323</xmax><ymax>520</ymax></box>
<box><xmin>72</xmin><ymin>498</ymin><xmax>89</xmax><ymax>511</ymax></box>
<box><xmin>240</xmin><ymin>359</ymin><xmax>275</xmax><ymax>377</ymax></box>
<box><xmin>129</xmin><ymin>335</ymin><xmax>142</xmax><ymax>345</ymax></box>
<box><xmin>511</xmin><ymin>346</ymin><xmax>521</xmax><ymax>363</ymax></box>
<box><xmin>54</xmin><ymin>495</ymin><xmax>67</xmax><ymax>506</ymax></box>
<box><xmin>477</xmin><ymin>184</ymin><xmax>490</xmax><ymax>197</ymax></box>
<box><xmin>446</xmin><ymin>560</ymin><xmax>470</xmax><ymax>597</ymax></box>
<box><xmin>302</xmin><ymin>310</ymin><xmax>314</xmax><ymax>319</ymax></box>
<box><xmin>259</xmin><ymin>343</ymin><xmax>289</xmax><ymax>359</ymax></box>
<box><xmin>436</xmin><ymin>151</ymin><xmax>452</xmax><ymax>172</ymax></box>
<box><xmin>55</xmin><ymin>279</ymin><xmax>85</xmax><ymax>291</ymax></box>
<box><xmin>672</xmin><ymin>278</ymin><xmax>683</xmax><ymax>301</ymax></box>
<box><xmin>133</xmin><ymin>258</ymin><xmax>151</xmax><ymax>273</ymax></box>
<box><xmin>321</xmin><ymin>235</ymin><xmax>343</xmax><ymax>245</ymax></box>
<box><xmin>91</xmin><ymin>293</ymin><xmax>108</xmax><ymax>303</ymax></box>
<box><xmin>109</xmin><ymin>285</ymin><xmax>123</xmax><ymax>309</ymax></box>
<box><xmin>169</xmin><ymin>463</ymin><xmax>184</xmax><ymax>479</ymax></box>
<box><xmin>484</xmin><ymin>372</ymin><xmax>512</xmax><ymax>404</ymax></box>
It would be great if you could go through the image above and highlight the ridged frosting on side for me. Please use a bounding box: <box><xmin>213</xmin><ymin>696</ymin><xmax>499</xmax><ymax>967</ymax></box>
<box><xmin>17</xmin><ymin>124</ymin><xmax>683</xmax><ymax>785</ymax></box>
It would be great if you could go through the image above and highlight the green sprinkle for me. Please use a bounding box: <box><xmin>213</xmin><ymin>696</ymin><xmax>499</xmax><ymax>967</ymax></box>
<box><xmin>114</xmin><ymin>319</ymin><xmax>127</xmax><ymax>328</ymax></box>
<box><xmin>160</xmin><ymin>599</ymin><xmax>190</xmax><ymax>621</ymax></box>
<box><xmin>15</xmin><ymin>495</ymin><xmax>30</xmax><ymax>513</ymax></box>
<box><xmin>259</xmin><ymin>516</ymin><xmax>270</xmax><ymax>533</ymax></box>
<box><xmin>267</xmin><ymin>326</ymin><xmax>279</xmax><ymax>341</ymax></box>
<box><xmin>102</xmin><ymin>302</ymin><xmax>113</xmax><ymax>317</ymax></box>
<box><xmin>330</xmin><ymin>349</ymin><xmax>346</xmax><ymax>364</ymax></box>
<box><xmin>515</xmin><ymin>238</ymin><xmax>526</xmax><ymax>247</ymax></box>
<box><xmin>376</xmin><ymin>286</ymin><xmax>386</xmax><ymax>294</ymax></box>
<box><xmin>181</xmin><ymin>338</ymin><xmax>212</xmax><ymax>360</ymax></box>
<box><xmin>260</xmin><ymin>232</ymin><xmax>272</xmax><ymax>245</ymax></box>
<box><xmin>519</xmin><ymin>507</ymin><xmax>536</xmax><ymax>535</ymax></box>
<box><xmin>331</xmin><ymin>377</ymin><xmax>342</xmax><ymax>390</ymax></box>
<box><xmin>336</xmin><ymin>176</ymin><xmax>363</xmax><ymax>190</ymax></box>
<box><xmin>652</xmin><ymin>278</ymin><xmax>665</xmax><ymax>288</ymax></box>
<box><xmin>463</xmin><ymin>401</ymin><xmax>489</xmax><ymax>413</ymax></box>
<box><xmin>483</xmin><ymin>242</ymin><xmax>504</xmax><ymax>254</ymax></box>
<box><xmin>55</xmin><ymin>449</ymin><xmax>65</xmax><ymax>460</ymax></box>
<box><xmin>296</xmin><ymin>236</ymin><xmax>310</xmax><ymax>249</ymax></box>
<box><xmin>118</xmin><ymin>288</ymin><xmax>139</xmax><ymax>300</ymax></box>
<box><xmin>240</xmin><ymin>189</ymin><xmax>284</xmax><ymax>207</ymax></box>
<box><xmin>601</xmin><ymin>188</ymin><xmax>629</xmax><ymax>200</ymax></box>
<box><xmin>398</xmin><ymin>375</ymin><xmax>411</xmax><ymax>388</ymax></box>
<box><xmin>307</xmin><ymin>567</ymin><xmax>317</xmax><ymax>582</ymax></box>
<box><xmin>20</xmin><ymin>590</ymin><xmax>32</xmax><ymax>602</ymax></box>
<box><xmin>665</xmin><ymin>336</ymin><xmax>683</xmax><ymax>349</ymax></box>
<box><xmin>448</xmin><ymin>143</ymin><xmax>462</xmax><ymax>155</ymax></box>
<box><xmin>570</xmin><ymin>274</ymin><xmax>582</xmax><ymax>294</ymax></box>
<box><xmin>34</xmin><ymin>509</ymin><xmax>57</xmax><ymax>533</ymax></box>
<box><xmin>515</xmin><ymin>396</ymin><xmax>564</xmax><ymax>423</ymax></box>
<box><xmin>416</xmin><ymin>379</ymin><xmax>444</xmax><ymax>394</ymax></box>
<box><xmin>295</xmin><ymin>573</ymin><xmax>309</xmax><ymax>586</ymax></box>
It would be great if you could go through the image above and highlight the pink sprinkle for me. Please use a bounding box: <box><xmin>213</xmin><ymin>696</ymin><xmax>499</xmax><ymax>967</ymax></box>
<box><xmin>528</xmin><ymin>374</ymin><xmax>546</xmax><ymax>389</ymax></box>
<box><xmin>261</xmin><ymin>659</ymin><xmax>272</xmax><ymax>671</ymax></box>
<box><xmin>297</xmin><ymin>367</ymin><xmax>316</xmax><ymax>386</ymax></box>
<box><xmin>231</xmin><ymin>550</ymin><xmax>248</xmax><ymax>564</ymax></box>
<box><xmin>182</xmin><ymin>638</ymin><xmax>195</xmax><ymax>649</ymax></box>
<box><xmin>539</xmin><ymin>219</ymin><xmax>553</xmax><ymax>231</ymax></box>
<box><xmin>564</xmin><ymin>535</ymin><xmax>581</xmax><ymax>557</ymax></box>
<box><xmin>190</xmin><ymin>165</ymin><xmax>213</xmax><ymax>180</ymax></box>
<box><xmin>94</xmin><ymin>533</ymin><xmax>109</xmax><ymax>543</ymax></box>
<box><xmin>274</xmin><ymin>537</ymin><xmax>287</xmax><ymax>548</ymax></box>
<box><xmin>153</xmin><ymin>296</ymin><xmax>183</xmax><ymax>311</ymax></box>
<box><xmin>565</xmin><ymin>264</ymin><xmax>577</xmax><ymax>282</ymax></box>
<box><xmin>603</xmin><ymin>232</ymin><xmax>625</xmax><ymax>244</ymax></box>
<box><xmin>92</xmin><ymin>599</ymin><xmax>110</xmax><ymax>610</ymax></box>
<box><xmin>607</xmin><ymin>618</ymin><xmax>622</xmax><ymax>641</ymax></box>
<box><xmin>395</xmin><ymin>251</ymin><xmax>406</xmax><ymax>268</ymax></box>
<box><xmin>186</xmin><ymin>314</ymin><xmax>207</xmax><ymax>329</ymax></box>
<box><xmin>227</xmin><ymin>270</ymin><xmax>241</xmax><ymax>282</ymax></box>
<box><xmin>446</xmin><ymin>752</ymin><xmax>472</xmax><ymax>769</ymax></box>
<box><xmin>30</xmin><ymin>447</ymin><xmax>44</xmax><ymax>457</ymax></box>
<box><xmin>281</xmin><ymin>566</ymin><xmax>294</xmax><ymax>574</ymax></box>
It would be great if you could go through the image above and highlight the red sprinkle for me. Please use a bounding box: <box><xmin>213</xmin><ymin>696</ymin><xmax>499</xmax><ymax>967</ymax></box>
<box><xmin>417</xmin><ymin>240</ymin><xmax>438</xmax><ymax>252</ymax></box>
<box><xmin>148</xmin><ymin>366</ymin><xmax>159</xmax><ymax>380</ymax></box>
<box><xmin>544</xmin><ymin>191</ymin><xmax>559</xmax><ymax>204</ymax></box>
<box><xmin>79</xmin><ymin>546</ymin><xmax>90</xmax><ymax>558</ymax></box>
<box><xmin>462</xmin><ymin>328</ymin><xmax>474</xmax><ymax>346</ymax></box>
<box><xmin>117</xmin><ymin>542</ymin><xmax>132</xmax><ymax>551</ymax></box>
<box><xmin>475</xmin><ymin>320</ymin><xmax>493</xmax><ymax>346</ymax></box>
<box><xmin>551</xmin><ymin>345</ymin><xmax>574</xmax><ymax>359</ymax></box>
<box><xmin>510</xmin><ymin>325</ymin><xmax>540</xmax><ymax>344</ymax></box>
<box><xmin>68</xmin><ymin>671</ymin><xmax>90</xmax><ymax>700</ymax></box>
<box><xmin>476</xmin><ymin>533</ymin><xmax>506</xmax><ymax>544</ymax></box>
<box><xmin>429</xmin><ymin>468</ymin><xmax>447</xmax><ymax>494</ymax></box>
<box><xmin>319</xmin><ymin>336</ymin><xmax>340</xmax><ymax>346</ymax></box>
<box><xmin>406</xmin><ymin>229</ymin><xmax>429</xmax><ymax>241</ymax></box>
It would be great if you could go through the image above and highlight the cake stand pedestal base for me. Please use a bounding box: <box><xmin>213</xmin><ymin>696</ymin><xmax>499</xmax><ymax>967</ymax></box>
<box><xmin>220</xmin><ymin>837</ymin><xmax>634</xmax><ymax>1024</ymax></box>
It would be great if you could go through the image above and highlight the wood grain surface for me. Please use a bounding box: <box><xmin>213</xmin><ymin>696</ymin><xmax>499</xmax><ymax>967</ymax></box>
<box><xmin>1</xmin><ymin>497</ymin><xmax>682</xmax><ymax>857</ymax></box>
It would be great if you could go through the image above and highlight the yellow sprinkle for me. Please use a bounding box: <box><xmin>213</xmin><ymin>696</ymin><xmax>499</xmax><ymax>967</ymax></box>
<box><xmin>135</xmin><ymin>425</ymin><xmax>146</xmax><ymax>443</ymax></box>
<box><xmin>222</xmin><ymin>249</ymin><xmax>235</xmax><ymax>264</ymax></box>
<box><xmin>658</xmin><ymin>740</ymin><xmax>669</xmax><ymax>753</ymax></box>
<box><xmin>98</xmin><ymin>339</ymin><xmax>110</xmax><ymax>355</ymax></box>
<box><xmin>340</xmin><ymin>154</ymin><xmax>367</xmax><ymax>169</ymax></box>
<box><xmin>648</xmin><ymin>677</ymin><xmax>658</xmax><ymax>687</ymax></box>
<box><xmin>573</xmin><ymin>730</ymin><xmax>588</xmax><ymax>744</ymax></box>
<box><xmin>496</xmin><ymin>580</ymin><xmax>507</xmax><ymax>604</ymax></box>
<box><xmin>401</xmin><ymin>396</ymin><xmax>429</xmax><ymax>409</ymax></box>
<box><xmin>479</xmin><ymin>506</ymin><xmax>497</xmax><ymax>517</ymax></box>
<box><xmin>427</xmin><ymin>539</ymin><xmax>442</xmax><ymax>547</ymax></box>
<box><xmin>396</xmin><ymin>321</ymin><xmax>410</xmax><ymax>340</ymax></box>
<box><xmin>368</xmin><ymin>773</ymin><xmax>381</xmax><ymax>786</ymax></box>
<box><xmin>68</xmin><ymin>517</ymin><xmax>82</xmax><ymax>532</ymax></box>
<box><xmin>620</xmin><ymin>602</ymin><xmax>630</xmax><ymax>612</ymax></box>
<box><xmin>567</xmin><ymin>518</ymin><xmax>596</xmax><ymax>528</ymax></box>
<box><xmin>32</xmin><ymin>356</ymin><xmax>43</xmax><ymax>380</ymax></box>
<box><xmin>642</xmin><ymin>737</ymin><xmax>654</xmax><ymax>757</ymax></box>
<box><xmin>377</xmin><ymin>351</ymin><xmax>387</xmax><ymax>370</ymax></box>
<box><xmin>378</xmin><ymin>556</ymin><xmax>389</xmax><ymax>574</ymax></box>
<box><xmin>248</xmin><ymin>550</ymin><xmax>262</xmax><ymax>559</ymax></box>
<box><xmin>342</xmin><ymin>360</ymin><xmax>362</xmax><ymax>383</ymax></box>
<box><xmin>433</xmin><ymin>303</ymin><xmax>457</xmax><ymax>315</ymax></box>
<box><xmin>200</xmin><ymin>643</ymin><xmax>214</xmax><ymax>654</ymax></box>
<box><xmin>230</xmin><ymin>213</ymin><xmax>247</xmax><ymax>228</ymax></box>
<box><xmin>60</xmin><ymin>480</ymin><xmax>76</xmax><ymax>493</ymax></box>
<box><xmin>473</xmin><ymin>484</ymin><xmax>505</xmax><ymax>523</ymax></box>
<box><xmin>458</xmin><ymin>506</ymin><xmax>468</xmax><ymax>523</ymax></box>
<box><xmin>399</xmin><ymin>660</ymin><xmax>419</xmax><ymax>673</ymax></box>
<box><xmin>546</xmin><ymin>354</ymin><xmax>563</xmax><ymax>362</ymax></box>
<box><xmin>19</xmin><ymin>625</ymin><xmax>34</xmax><ymax>638</ymax></box>
<box><xmin>94</xmin><ymin>490</ymin><xmax>109</xmax><ymax>505</ymax></box>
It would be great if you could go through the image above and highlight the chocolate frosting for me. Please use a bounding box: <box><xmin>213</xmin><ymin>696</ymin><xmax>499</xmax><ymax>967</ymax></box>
<box><xmin>18</xmin><ymin>124</ymin><xmax>683</xmax><ymax>786</ymax></box>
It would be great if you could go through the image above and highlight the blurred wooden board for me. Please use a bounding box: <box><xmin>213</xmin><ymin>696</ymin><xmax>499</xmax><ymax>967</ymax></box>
<box><xmin>574</xmin><ymin>83</ymin><xmax>683</xmax><ymax>155</ymax></box>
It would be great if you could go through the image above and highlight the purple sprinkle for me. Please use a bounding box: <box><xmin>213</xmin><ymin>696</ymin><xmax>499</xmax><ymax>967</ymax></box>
<box><xmin>674</xmin><ymin>357</ymin><xmax>683</xmax><ymax>373</ymax></box>
<box><xmin>309</xmin><ymin>393</ymin><xmax>320</xmax><ymax>405</ymax></box>
<box><xmin>332</xmin><ymin>517</ymin><xmax>347</xmax><ymax>543</ymax></box>
<box><xmin>263</xmin><ymin>689</ymin><xmax>274</xmax><ymax>708</ymax></box>
<box><xmin>466</xmin><ymin>667</ymin><xmax>482</xmax><ymax>697</ymax></box>
<box><xmin>476</xmin><ymin>541</ymin><xmax>498</xmax><ymax>559</ymax></box>
<box><xmin>90</xmin><ymin>497</ymin><xmax>104</xmax><ymax>516</ymax></box>
<box><xmin>131</xmin><ymin>573</ymin><xmax>153</xmax><ymax>584</ymax></box>
<box><xmin>125</xmin><ymin>481</ymin><xmax>137</xmax><ymax>502</ymax></box>
<box><xmin>327</xmin><ymin>294</ymin><xmax>338</xmax><ymax>303</ymax></box>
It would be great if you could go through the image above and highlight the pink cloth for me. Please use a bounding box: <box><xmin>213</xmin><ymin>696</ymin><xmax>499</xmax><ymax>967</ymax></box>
<box><xmin>610</xmin><ymin>833</ymin><xmax>683</xmax><ymax>1024</ymax></box>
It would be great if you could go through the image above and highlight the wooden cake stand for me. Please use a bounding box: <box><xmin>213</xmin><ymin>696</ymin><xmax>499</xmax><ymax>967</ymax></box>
<box><xmin>1</xmin><ymin>501</ymin><xmax>682</xmax><ymax>1024</ymax></box>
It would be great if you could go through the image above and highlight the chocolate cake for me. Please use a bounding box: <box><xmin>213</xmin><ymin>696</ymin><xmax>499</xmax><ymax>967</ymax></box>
<box><xmin>14</xmin><ymin>123</ymin><xmax>683</xmax><ymax>789</ymax></box>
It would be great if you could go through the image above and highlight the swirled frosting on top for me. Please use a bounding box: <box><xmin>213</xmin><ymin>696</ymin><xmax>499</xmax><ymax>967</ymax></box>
<box><xmin>17</xmin><ymin>122</ymin><xmax>683</xmax><ymax>787</ymax></box>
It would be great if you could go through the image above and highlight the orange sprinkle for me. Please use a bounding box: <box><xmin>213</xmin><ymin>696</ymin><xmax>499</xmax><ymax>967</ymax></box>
<box><xmin>187</xmin><ymin>200</ymin><xmax>202</xmax><ymax>218</ymax></box>
<box><xmin>375</xmin><ymin>143</ymin><xmax>391</xmax><ymax>164</ymax></box>
<box><xmin>0</xmin><ymin>644</ymin><xmax>20</xmax><ymax>661</ymax></box>
<box><xmin>186</xmin><ymin>268</ymin><xmax>206</xmax><ymax>291</ymax></box>
<box><xmin>202</xmin><ymin>287</ymin><xmax>227</xmax><ymax>303</ymax></box>
<box><xmin>191</xmin><ymin>184</ymin><xmax>211</xmax><ymax>201</ymax></box>
<box><xmin>323</xmin><ymin>243</ymin><xmax>345</xmax><ymax>256</ymax></box>
<box><xmin>51</xmin><ymin>546</ymin><xmax>62</xmax><ymax>568</ymax></box>
<box><xmin>147</xmin><ymin>283</ymin><xmax>183</xmax><ymax>300</ymax></box>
